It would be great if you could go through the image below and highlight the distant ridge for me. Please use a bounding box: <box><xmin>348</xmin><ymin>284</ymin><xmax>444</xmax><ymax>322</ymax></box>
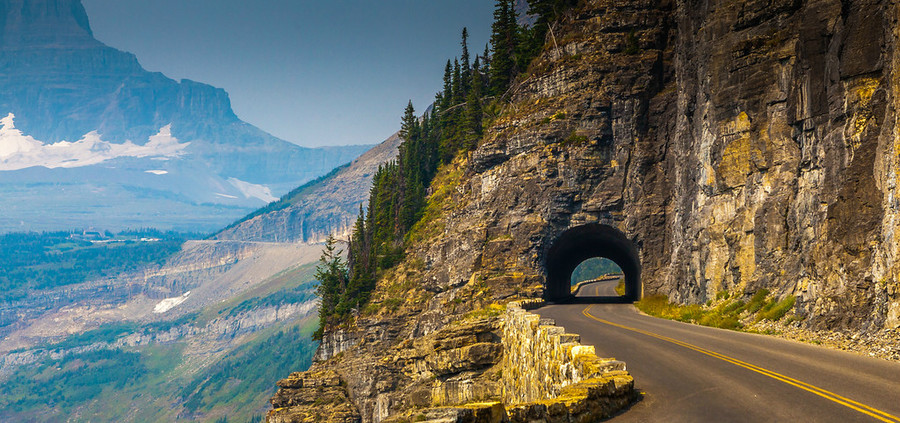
<box><xmin>214</xmin><ymin>132</ymin><xmax>402</xmax><ymax>243</ymax></box>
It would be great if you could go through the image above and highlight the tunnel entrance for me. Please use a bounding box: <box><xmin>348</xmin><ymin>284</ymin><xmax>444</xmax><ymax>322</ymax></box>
<box><xmin>545</xmin><ymin>223</ymin><xmax>641</xmax><ymax>303</ymax></box>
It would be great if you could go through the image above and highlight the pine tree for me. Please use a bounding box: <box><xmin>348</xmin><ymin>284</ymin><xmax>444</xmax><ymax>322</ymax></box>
<box><xmin>399</xmin><ymin>100</ymin><xmax>418</xmax><ymax>142</ymax></box>
<box><xmin>451</xmin><ymin>59</ymin><xmax>462</xmax><ymax>105</ymax></box>
<box><xmin>464</xmin><ymin>64</ymin><xmax>484</xmax><ymax>149</ymax></box>
<box><xmin>313</xmin><ymin>234</ymin><xmax>348</xmax><ymax>340</ymax></box>
<box><xmin>489</xmin><ymin>0</ymin><xmax>519</xmax><ymax>96</ymax></box>
<box><xmin>527</xmin><ymin>0</ymin><xmax>578</xmax><ymax>34</ymax></box>
<box><xmin>481</xmin><ymin>43</ymin><xmax>491</xmax><ymax>76</ymax></box>
<box><xmin>460</xmin><ymin>28</ymin><xmax>472</xmax><ymax>97</ymax></box>
<box><xmin>441</xmin><ymin>60</ymin><xmax>453</xmax><ymax>111</ymax></box>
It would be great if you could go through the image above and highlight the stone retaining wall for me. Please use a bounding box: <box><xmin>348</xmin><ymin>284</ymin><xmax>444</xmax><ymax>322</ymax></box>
<box><xmin>500</xmin><ymin>300</ymin><xmax>635</xmax><ymax>419</ymax></box>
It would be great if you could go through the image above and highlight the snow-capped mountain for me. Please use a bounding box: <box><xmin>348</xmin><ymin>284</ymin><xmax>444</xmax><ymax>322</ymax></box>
<box><xmin>0</xmin><ymin>0</ymin><xmax>370</xmax><ymax>232</ymax></box>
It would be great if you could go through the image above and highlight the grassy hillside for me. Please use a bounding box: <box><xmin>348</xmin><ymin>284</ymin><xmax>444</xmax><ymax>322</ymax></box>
<box><xmin>0</xmin><ymin>261</ymin><xmax>321</xmax><ymax>422</ymax></box>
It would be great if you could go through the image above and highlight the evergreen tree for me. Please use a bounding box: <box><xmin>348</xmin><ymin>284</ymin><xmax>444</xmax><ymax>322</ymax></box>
<box><xmin>481</xmin><ymin>43</ymin><xmax>491</xmax><ymax>75</ymax></box>
<box><xmin>464</xmin><ymin>64</ymin><xmax>484</xmax><ymax>149</ymax></box>
<box><xmin>489</xmin><ymin>0</ymin><xmax>519</xmax><ymax>96</ymax></box>
<box><xmin>460</xmin><ymin>28</ymin><xmax>472</xmax><ymax>97</ymax></box>
<box><xmin>441</xmin><ymin>60</ymin><xmax>453</xmax><ymax>111</ymax></box>
<box><xmin>527</xmin><ymin>0</ymin><xmax>578</xmax><ymax>37</ymax></box>
<box><xmin>451</xmin><ymin>59</ymin><xmax>463</xmax><ymax>105</ymax></box>
<box><xmin>313</xmin><ymin>234</ymin><xmax>348</xmax><ymax>339</ymax></box>
<box><xmin>399</xmin><ymin>100</ymin><xmax>419</xmax><ymax>142</ymax></box>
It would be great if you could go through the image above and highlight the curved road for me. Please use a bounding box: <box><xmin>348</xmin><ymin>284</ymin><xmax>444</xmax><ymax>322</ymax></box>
<box><xmin>536</xmin><ymin>280</ymin><xmax>900</xmax><ymax>422</ymax></box>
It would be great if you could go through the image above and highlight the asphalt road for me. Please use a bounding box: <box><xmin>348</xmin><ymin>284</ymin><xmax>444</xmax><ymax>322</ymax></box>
<box><xmin>536</xmin><ymin>280</ymin><xmax>900</xmax><ymax>422</ymax></box>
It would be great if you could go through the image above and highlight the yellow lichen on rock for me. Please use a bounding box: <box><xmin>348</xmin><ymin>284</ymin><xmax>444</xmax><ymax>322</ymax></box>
<box><xmin>844</xmin><ymin>77</ymin><xmax>881</xmax><ymax>160</ymax></box>
<box><xmin>717</xmin><ymin>112</ymin><xmax>767</xmax><ymax>189</ymax></box>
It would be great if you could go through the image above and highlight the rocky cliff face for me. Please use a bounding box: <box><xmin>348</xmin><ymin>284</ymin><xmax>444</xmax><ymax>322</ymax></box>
<box><xmin>655</xmin><ymin>0</ymin><xmax>900</xmax><ymax>332</ymax></box>
<box><xmin>0</xmin><ymin>0</ymin><xmax>370</xmax><ymax>232</ymax></box>
<box><xmin>269</xmin><ymin>0</ymin><xmax>900</xmax><ymax>421</ymax></box>
<box><xmin>0</xmin><ymin>0</ymin><xmax>97</xmax><ymax>50</ymax></box>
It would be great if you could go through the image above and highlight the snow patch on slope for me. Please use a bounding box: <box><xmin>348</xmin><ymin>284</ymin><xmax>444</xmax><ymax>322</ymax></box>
<box><xmin>0</xmin><ymin>113</ymin><xmax>189</xmax><ymax>171</ymax></box>
<box><xmin>153</xmin><ymin>291</ymin><xmax>191</xmax><ymax>314</ymax></box>
<box><xmin>227</xmin><ymin>177</ymin><xmax>277</xmax><ymax>203</ymax></box>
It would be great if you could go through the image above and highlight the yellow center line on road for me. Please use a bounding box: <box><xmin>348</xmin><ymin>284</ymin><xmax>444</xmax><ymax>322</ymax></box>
<box><xmin>582</xmin><ymin>305</ymin><xmax>900</xmax><ymax>423</ymax></box>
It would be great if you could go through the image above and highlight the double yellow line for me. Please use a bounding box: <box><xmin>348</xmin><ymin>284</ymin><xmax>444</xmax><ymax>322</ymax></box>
<box><xmin>581</xmin><ymin>305</ymin><xmax>900</xmax><ymax>423</ymax></box>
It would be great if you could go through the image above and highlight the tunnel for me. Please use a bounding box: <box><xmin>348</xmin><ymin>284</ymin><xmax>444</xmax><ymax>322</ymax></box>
<box><xmin>544</xmin><ymin>223</ymin><xmax>641</xmax><ymax>303</ymax></box>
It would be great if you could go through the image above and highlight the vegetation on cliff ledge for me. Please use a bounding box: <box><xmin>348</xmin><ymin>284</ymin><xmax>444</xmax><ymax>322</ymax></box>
<box><xmin>313</xmin><ymin>0</ymin><xmax>577</xmax><ymax>334</ymax></box>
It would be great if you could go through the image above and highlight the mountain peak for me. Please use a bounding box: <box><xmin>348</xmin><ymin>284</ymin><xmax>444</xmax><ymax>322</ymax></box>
<box><xmin>0</xmin><ymin>0</ymin><xmax>99</xmax><ymax>50</ymax></box>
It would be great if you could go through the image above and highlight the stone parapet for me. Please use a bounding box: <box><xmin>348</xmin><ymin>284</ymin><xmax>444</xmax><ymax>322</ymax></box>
<box><xmin>499</xmin><ymin>300</ymin><xmax>634</xmax><ymax>419</ymax></box>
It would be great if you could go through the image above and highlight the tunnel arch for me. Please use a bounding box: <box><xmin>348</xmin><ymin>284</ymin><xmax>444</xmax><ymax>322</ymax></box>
<box><xmin>544</xmin><ymin>223</ymin><xmax>641</xmax><ymax>302</ymax></box>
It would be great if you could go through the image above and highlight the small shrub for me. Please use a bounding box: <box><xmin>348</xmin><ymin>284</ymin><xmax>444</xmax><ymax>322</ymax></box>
<box><xmin>757</xmin><ymin>296</ymin><xmax>795</xmax><ymax>321</ymax></box>
<box><xmin>721</xmin><ymin>300</ymin><xmax>745</xmax><ymax>315</ymax></box>
<box><xmin>562</xmin><ymin>131</ymin><xmax>589</xmax><ymax>146</ymax></box>
<box><xmin>463</xmin><ymin>303</ymin><xmax>505</xmax><ymax>321</ymax></box>
<box><xmin>634</xmin><ymin>295</ymin><xmax>672</xmax><ymax>316</ymax></box>
<box><xmin>746</xmin><ymin>289</ymin><xmax>769</xmax><ymax>313</ymax></box>
<box><xmin>678</xmin><ymin>305</ymin><xmax>704</xmax><ymax>323</ymax></box>
<box><xmin>382</xmin><ymin>298</ymin><xmax>402</xmax><ymax>312</ymax></box>
<box><xmin>699</xmin><ymin>314</ymin><xmax>742</xmax><ymax>330</ymax></box>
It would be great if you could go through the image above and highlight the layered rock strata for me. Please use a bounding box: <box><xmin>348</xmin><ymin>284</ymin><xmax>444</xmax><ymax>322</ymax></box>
<box><xmin>271</xmin><ymin>0</ymin><xmax>900</xmax><ymax>420</ymax></box>
<box><xmin>268</xmin><ymin>302</ymin><xmax>634</xmax><ymax>423</ymax></box>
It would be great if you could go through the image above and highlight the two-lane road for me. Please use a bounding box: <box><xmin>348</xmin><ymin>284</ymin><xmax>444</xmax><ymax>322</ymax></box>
<box><xmin>537</xmin><ymin>281</ymin><xmax>900</xmax><ymax>422</ymax></box>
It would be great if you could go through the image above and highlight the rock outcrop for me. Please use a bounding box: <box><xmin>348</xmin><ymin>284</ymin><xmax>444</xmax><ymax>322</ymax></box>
<box><xmin>270</xmin><ymin>370</ymin><xmax>363</xmax><ymax>423</ymax></box>
<box><xmin>269</xmin><ymin>302</ymin><xmax>634</xmax><ymax>423</ymax></box>
<box><xmin>270</xmin><ymin>0</ymin><xmax>900</xmax><ymax>421</ymax></box>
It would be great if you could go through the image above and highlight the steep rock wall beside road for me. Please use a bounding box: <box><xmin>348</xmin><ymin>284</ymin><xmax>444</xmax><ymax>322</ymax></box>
<box><xmin>270</xmin><ymin>0</ymin><xmax>900</xmax><ymax>421</ymax></box>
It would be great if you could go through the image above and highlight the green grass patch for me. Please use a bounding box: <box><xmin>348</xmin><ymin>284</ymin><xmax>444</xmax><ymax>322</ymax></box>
<box><xmin>757</xmin><ymin>296</ymin><xmax>796</xmax><ymax>322</ymax></box>
<box><xmin>461</xmin><ymin>303</ymin><xmax>505</xmax><ymax>321</ymax></box>
<box><xmin>615</xmin><ymin>279</ymin><xmax>626</xmax><ymax>296</ymax></box>
<box><xmin>406</xmin><ymin>159</ymin><xmax>464</xmax><ymax>245</ymax></box>
<box><xmin>636</xmin><ymin>290</ymin><xmax>796</xmax><ymax>331</ymax></box>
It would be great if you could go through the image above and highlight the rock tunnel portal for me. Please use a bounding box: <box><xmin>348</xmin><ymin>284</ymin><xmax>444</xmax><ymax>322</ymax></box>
<box><xmin>545</xmin><ymin>223</ymin><xmax>641</xmax><ymax>303</ymax></box>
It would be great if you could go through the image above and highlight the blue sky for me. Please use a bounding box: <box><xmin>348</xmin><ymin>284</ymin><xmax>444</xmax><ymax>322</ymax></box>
<box><xmin>80</xmin><ymin>1</ymin><xmax>494</xmax><ymax>147</ymax></box>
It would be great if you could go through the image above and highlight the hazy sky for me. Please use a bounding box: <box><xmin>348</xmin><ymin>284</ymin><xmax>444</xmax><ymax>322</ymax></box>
<box><xmin>80</xmin><ymin>1</ymin><xmax>494</xmax><ymax>147</ymax></box>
